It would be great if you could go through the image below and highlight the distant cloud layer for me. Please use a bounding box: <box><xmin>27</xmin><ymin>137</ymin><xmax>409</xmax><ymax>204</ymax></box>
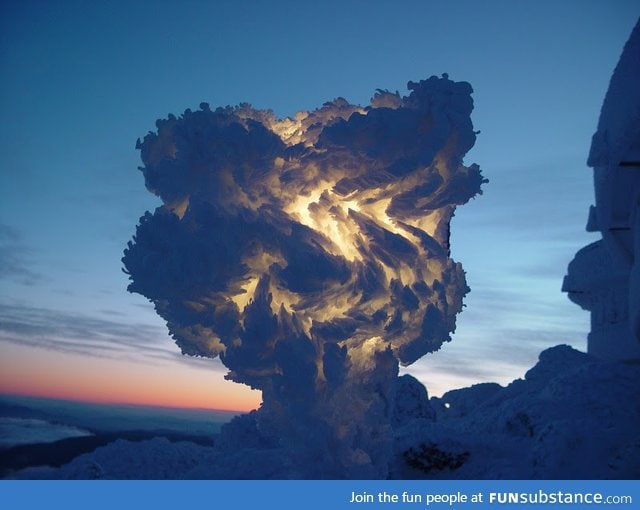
<box><xmin>123</xmin><ymin>75</ymin><xmax>485</xmax><ymax>477</ymax></box>
<box><xmin>0</xmin><ymin>302</ymin><xmax>222</xmax><ymax>372</ymax></box>
<box><xmin>0</xmin><ymin>224</ymin><xmax>41</xmax><ymax>286</ymax></box>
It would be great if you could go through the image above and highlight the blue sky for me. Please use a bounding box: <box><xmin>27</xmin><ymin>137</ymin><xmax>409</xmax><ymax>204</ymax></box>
<box><xmin>1</xmin><ymin>0</ymin><xmax>639</xmax><ymax>406</ymax></box>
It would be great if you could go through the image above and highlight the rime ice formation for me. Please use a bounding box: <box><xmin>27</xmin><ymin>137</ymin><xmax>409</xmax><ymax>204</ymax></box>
<box><xmin>563</xmin><ymin>20</ymin><xmax>640</xmax><ymax>361</ymax></box>
<box><xmin>123</xmin><ymin>75</ymin><xmax>485</xmax><ymax>478</ymax></box>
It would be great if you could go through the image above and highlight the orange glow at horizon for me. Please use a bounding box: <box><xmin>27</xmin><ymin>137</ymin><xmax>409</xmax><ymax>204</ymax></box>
<box><xmin>0</xmin><ymin>342</ymin><xmax>260</xmax><ymax>412</ymax></box>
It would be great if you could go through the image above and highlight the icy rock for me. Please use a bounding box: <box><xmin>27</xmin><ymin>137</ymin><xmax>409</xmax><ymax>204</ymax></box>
<box><xmin>434</xmin><ymin>382</ymin><xmax>503</xmax><ymax>418</ymax></box>
<box><xmin>391</xmin><ymin>374</ymin><xmax>436</xmax><ymax>426</ymax></box>
<box><xmin>392</xmin><ymin>345</ymin><xmax>640</xmax><ymax>479</ymax></box>
<box><xmin>524</xmin><ymin>344</ymin><xmax>593</xmax><ymax>384</ymax></box>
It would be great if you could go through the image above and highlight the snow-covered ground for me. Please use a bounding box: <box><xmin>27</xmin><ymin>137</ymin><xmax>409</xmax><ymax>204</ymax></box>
<box><xmin>394</xmin><ymin>345</ymin><xmax>640</xmax><ymax>479</ymax></box>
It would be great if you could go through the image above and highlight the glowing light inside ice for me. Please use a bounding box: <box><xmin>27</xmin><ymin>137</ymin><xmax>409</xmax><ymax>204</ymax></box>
<box><xmin>123</xmin><ymin>75</ymin><xmax>485</xmax><ymax>477</ymax></box>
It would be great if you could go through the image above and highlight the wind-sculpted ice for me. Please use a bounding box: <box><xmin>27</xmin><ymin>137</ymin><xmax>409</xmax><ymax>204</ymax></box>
<box><xmin>123</xmin><ymin>74</ymin><xmax>485</xmax><ymax>478</ymax></box>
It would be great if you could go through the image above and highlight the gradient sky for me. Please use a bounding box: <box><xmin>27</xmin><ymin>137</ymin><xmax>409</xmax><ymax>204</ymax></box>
<box><xmin>1</xmin><ymin>0</ymin><xmax>639</xmax><ymax>411</ymax></box>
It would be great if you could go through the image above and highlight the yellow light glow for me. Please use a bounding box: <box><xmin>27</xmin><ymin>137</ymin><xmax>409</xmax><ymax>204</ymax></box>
<box><xmin>169</xmin><ymin>197</ymin><xmax>190</xmax><ymax>219</ymax></box>
<box><xmin>230</xmin><ymin>277</ymin><xmax>259</xmax><ymax>311</ymax></box>
<box><xmin>270</xmin><ymin>284</ymin><xmax>302</xmax><ymax>315</ymax></box>
<box><xmin>285</xmin><ymin>187</ymin><xmax>325</xmax><ymax>227</ymax></box>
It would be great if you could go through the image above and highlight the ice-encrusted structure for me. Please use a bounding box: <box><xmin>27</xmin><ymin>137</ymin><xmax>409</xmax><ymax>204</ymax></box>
<box><xmin>563</xmin><ymin>20</ymin><xmax>640</xmax><ymax>361</ymax></box>
<box><xmin>122</xmin><ymin>74</ymin><xmax>485</xmax><ymax>478</ymax></box>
